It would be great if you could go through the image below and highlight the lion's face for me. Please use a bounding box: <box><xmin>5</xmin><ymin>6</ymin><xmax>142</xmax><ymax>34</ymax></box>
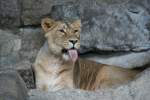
<box><xmin>41</xmin><ymin>18</ymin><xmax>81</xmax><ymax>62</ymax></box>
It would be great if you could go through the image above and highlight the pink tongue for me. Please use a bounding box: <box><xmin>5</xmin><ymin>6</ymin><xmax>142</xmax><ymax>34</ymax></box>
<box><xmin>68</xmin><ymin>50</ymin><xmax>78</xmax><ymax>62</ymax></box>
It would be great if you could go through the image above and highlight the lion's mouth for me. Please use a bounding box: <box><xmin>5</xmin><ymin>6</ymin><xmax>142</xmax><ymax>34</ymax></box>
<box><xmin>62</xmin><ymin>48</ymin><xmax>78</xmax><ymax>62</ymax></box>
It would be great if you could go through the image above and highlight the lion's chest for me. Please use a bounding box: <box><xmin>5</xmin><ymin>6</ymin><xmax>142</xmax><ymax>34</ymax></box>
<box><xmin>35</xmin><ymin>51</ymin><xmax>73</xmax><ymax>91</ymax></box>
<box><xmin>46</xmin><ymin>71</ymin><xmax>62</xmax><ymax>91</ymax></box>
<box><xmin>43</xmin><ymin>60</ymin><xmax>72</xmax><ymax>91</ymax></box>
<box><xmin>46</xmin><ymin>61</ymin><xmax>62</xmax><ymax>85</ymax></box>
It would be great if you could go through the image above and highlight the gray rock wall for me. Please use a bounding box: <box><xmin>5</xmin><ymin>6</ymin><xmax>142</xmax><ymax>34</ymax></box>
<box><xmin>50</xmin><ymin>1</ymin><xmax>150</xmax><ymax>52</ymax></box>
<box><xmin>0</xmin><ymin>29</ymin><xmax>42</xmax><ymax>89</ymax></box>
<box><xmin>0</xmin><ymin>0</ymin><xmax>21</xmax><ymax>28</ymax></box>
<box><xmin>0</xmin><ymin>69</ymin><xmax>28</xmax><ymax>100</ymax></box>
<box><xmin>0</xmin><ymin>0</ymin><xmax>150</xmax><ymax>52</ymax></box>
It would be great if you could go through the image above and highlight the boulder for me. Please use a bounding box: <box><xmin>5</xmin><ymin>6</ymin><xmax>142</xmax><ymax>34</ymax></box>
<box><xmin>0</xmin><ymin>30</ymin><xmax>21</xmax><ymax>56</ymax></box>
<box><xmin>21</xmin><ymin>0</ymin><xmax>53</xmax><ymax>25</ymax></box>
<box><xmin>0</xmin><ymin>28</ymin><xmax>43</xmax><ymax>69</ymax></box>
<box><xmin>130</xmin><ymin>0</ymin><xmax>150</xmax><ymax>13</ymax></box>
<box><xmin>0</xmin><ymin>30</ymin><xmax>21</xmax><ymax>68</ymax></box>
<box><xmin>0</xmin><ymin>69</ymin><xmax>28</xmax><ymax>100</ymax></box>
<box><xmin>0</xmin><ymin>0</ymin><xmax>150</xmax><ymax>52</ymax></box>
<box><xmin>21</xmin><ymin>0</ymin><xmax>77</xmax><ymax>25</ymax></box>
<box><xmin>81</xmin><ymin>50</ymin><xmax>150</xmax><ymax>68</ymax></box>
<box><xmin>16</xmin><ymin>60</ymin><xmax>35</xmax><ymax>89</ymax></box>
<box><xmin>0</xmin><ymin>30</ymin><xmax>35</xmax><ymax>89</ymax></box>
<box><xmin>50</xmin><ymin>0</ymin><xmax>150</xmax><ymax>52</ymax></box>
<box><xmin>19</xmin><ymin>28</ymin><xmax>45</xmax><ymax>62</ymax></box>
<box><xmin>0</xmin><ymin>0</ymin><xmax>21</xmax><ymax>28</ymax></box>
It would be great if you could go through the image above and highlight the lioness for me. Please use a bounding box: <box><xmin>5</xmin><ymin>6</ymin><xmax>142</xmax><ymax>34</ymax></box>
<box><xmin>33</xmin><ymin>18</ymin><xmax>140</xmax><ymax>91</ymax></box>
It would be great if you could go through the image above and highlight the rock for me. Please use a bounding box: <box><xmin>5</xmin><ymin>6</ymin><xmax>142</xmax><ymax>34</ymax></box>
<box><xmin>0</xmin><ymin>30</ymin><xmax>22</xmax><ymax>68</ymax></box>
<box><xmin>21</xmin><ymin>0</ymin><xmax>77</xmax><ymax>25</ymax></box>
<box><xmin>130</xmin><ymin>0</ymin><xmax>150</xmax><ymax>13</ymax></box>
<box><xmin>0</xmin><ymin>0</ymin><xmax>21</xmax><ymax>28</ymax></box>
<box><xmin>0</xmin><ymin>57</ymin><xmax>35</xmax><ymax>89</ymax></box>
<box><xmin>0</xmin><ymin>0</ymin><xmax>150</xmax><ymax>52</ymax></box>
<box><xmin>50</xmin><ymin>1</ymin><xmax>150</xmax><ymax>52</ymax></box>
<box><xmin>81</xmin><ymin>50</ymin><xmax>150</xmax><ymax>68</ymax></box>
<box><xmin>0</xmin><ymin>0</ymin><xmax>78</xmax><ymax>27</ymax></box>
<box><xmin>0</xmin><ymin>69</ymin><xmax>28</xmax><ymax>100</ymax></box>
<box><xmin>0</xmin><ymin>53</ymin><xmax>20</xmax><ymax>69</ymax></box>
<box><xmin>0</xmin><ymin>30</ymin><xmax>35</xmax><ymax>90</ymax></box>
<box><xmin>21</xmin><ymin>0</ymin><xmax>53</xmax><ymax>25</ymax></box>
<box><xmin>0</xmin><ymin>28</ymin><xmax>43</xmax><ymax>89</ymax></box>
<box><xmin>0</xmin><ymin>30</ymin><xmax>21</xmax><ymax>56</ymax></box>
<box><xmin>50</xmin><ymin>3</ymin><xmax>80</xmax><ymax>22</ymax></box>
<box><xmin>19</xmin><ymin>28</ymin><xmax>45</xmax><ymax>62</ymax></box>
<box><xmin>29</xmin><ymin>68</ymin><xmax>150</xmax><ymax>100</ymax></box>
<box><xmin>16</xmin><ymin>60</ymin><xmax>35</xmax><ymax>89</ymax></box>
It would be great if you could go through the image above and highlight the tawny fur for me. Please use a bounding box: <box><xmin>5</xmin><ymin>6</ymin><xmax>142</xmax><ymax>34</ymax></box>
<box><xmin>34</xmin><ymin>18</ymin><xmax>141</xmax><ymax>91</ymax></box>
<box><xmin>74</xmin><ymin>58</ymin><xmax>140</xmax><ymax>90</ymax></box>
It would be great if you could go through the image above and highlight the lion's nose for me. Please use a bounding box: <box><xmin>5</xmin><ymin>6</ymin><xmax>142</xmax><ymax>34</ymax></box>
<box><xmin>69</xmin><ymin>39</ymin><xmax>78</xmax><ymax>44</ymax></box>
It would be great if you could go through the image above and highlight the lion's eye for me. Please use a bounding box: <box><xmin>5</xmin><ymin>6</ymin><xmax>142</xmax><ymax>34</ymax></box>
<box><xmin>74</xmin><ymin>30</ymin><xmax>78</xmax><ymax>33</ymax></box>
<box><xmin>59</xmin><ymin>29</ymin><xmax>65</xmax><ymax>33</ymax></box>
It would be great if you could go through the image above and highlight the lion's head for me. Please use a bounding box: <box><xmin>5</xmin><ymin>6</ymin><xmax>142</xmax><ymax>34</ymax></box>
<box><xmin>41</xmin><ymin>18</ymin><xmax>81</xmax><ymax>62</ymax></box>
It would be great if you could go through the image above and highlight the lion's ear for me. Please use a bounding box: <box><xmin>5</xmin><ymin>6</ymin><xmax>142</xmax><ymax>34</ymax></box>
<box><xmin>70</xmin><ymin>20</ymin><xmax>81</xmax><ymax>29</ymax></box>
<box><xmin>41</xmin><ymin>18</ymin><xmax>55</xmax><ymax>32</ymax></box>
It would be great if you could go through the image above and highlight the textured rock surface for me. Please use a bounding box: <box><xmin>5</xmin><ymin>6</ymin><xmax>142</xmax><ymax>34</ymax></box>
<box><xmin>0</xmin><ymin>0</ymin><xmax>150</xmax><ymax>51</ymax></box>
<box><xmin>17</xmin><ymin>60</ymin><xmax>35</xmax><ymax>89</ymax></box>
<box><xmin>21</xmin><ymin>0</ymin><xmax>53</xmax><ymax>25</ymax></box>
<box><xmin>29</xmin><ymin>68</ymin><xmax>150</xmax><ymax>100</ymax></box>
<box><xmin>81</xmin><ymin>50</ymin><xmax>150</xmax><ymax>68</ymax></box>
<box><xmin>18</xmin><ymin>28</ymin><xmax>45</xmax><ymax>62</ymax></box>
<box><xmin>0</xmin><ymin>28</ymin><xmax>44</xmax><ymax>68</ymax></box>
<box><xmin>0</xmin><ymin>0</ymin><xmax>21</xmax><ymax>28</ymax></box>
<box><xmin>0</xmin><ymin>30</ymin><xmax>21</xmax><ymax>68</ymax></box>
<box><xmin>0</xmin><ymin>69</ymin><xmax>28</xmax><ymax>100</ymax></box>
<box><xmin>50</xmin><ymin>1</ymin><xmax>150</xmax><ymax>52</ymax></box>
<box><xmin>0</xmin><ymin>29</ymin><xmax>37</xmax><ymax>89</ymax></box>
<box><xmin>0</xmin><ymin>30</ymin><xmax>21</xmax><ymax>56</ymax></box>
<box><xmin>21</xmin><ymin>0</ymin><xmax>76</xmax><ymax>25</ymax></box>
<box><xmin>130</xmin><ymin>0</ymin><xmax>150</xmax><ymax>13</ymax></box>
